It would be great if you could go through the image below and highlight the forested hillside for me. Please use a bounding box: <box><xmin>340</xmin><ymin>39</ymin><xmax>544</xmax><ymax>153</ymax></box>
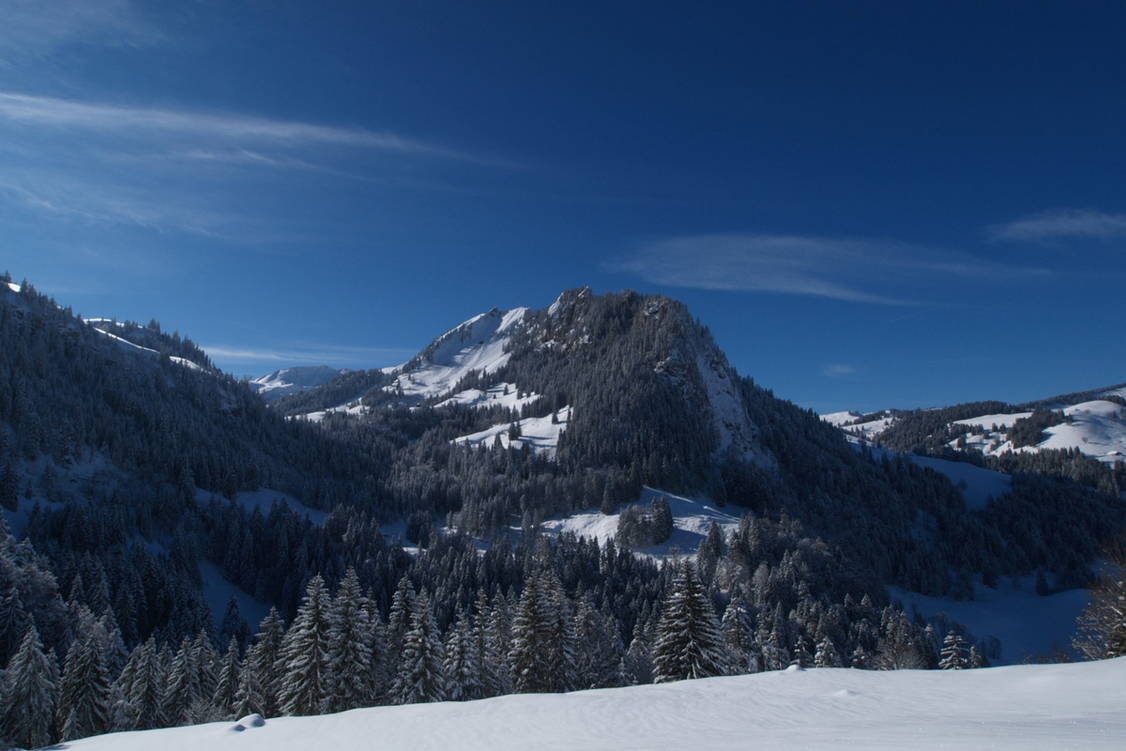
<box><xmin>1</xmin><ymin>277</ymin><xmax>1123</xmax><ymax>747</ymax></box>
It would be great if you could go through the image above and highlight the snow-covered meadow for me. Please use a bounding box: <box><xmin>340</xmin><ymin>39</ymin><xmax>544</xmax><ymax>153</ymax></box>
<box><xmin>67</xmin><ymin>658</ymin><xmax>1126</xmax><ymax>751</ymax></box>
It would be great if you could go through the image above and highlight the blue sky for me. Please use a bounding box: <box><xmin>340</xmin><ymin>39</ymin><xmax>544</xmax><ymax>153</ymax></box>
<box><xmin>2</xmin><ymin>0</ymin><xmax>1124</xmax><ymax>412</ymax></box>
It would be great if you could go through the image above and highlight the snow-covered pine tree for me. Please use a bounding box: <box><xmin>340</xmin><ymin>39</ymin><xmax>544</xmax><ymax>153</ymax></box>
<box><xmin>1</xmin><ymin>624</ymin><xmax>59</xmax><ymax>749</ymax></box>
<box><xmin>539</xmin><ymin>571</ymin><xmax>575</xmax><ymax>692</ymax></box>
<box><xmin>653</xmin><ymin>560</ymin><xmax>732</xmax><ymax>682</ymax></box>
<box><xmin>484</xmin><ymin>591</ymin><xmax>513</xmax><ymax>696</ymax></box>
<box><xmin>277</xmin><ymin>575</ymin><xmax>333</xmax><ymax>715</ymax></box>
<box><xmin>939</xmin><ymin>631</ymin><xmax>968</xmax><ymax>670</ymax></box>
<box><xmin>57</xmin><ymin>632</ymin><xmax>112</xmax><ymax>741</ymax></box>
<box><xmin>326</xmin><ymin>568</ymin><xmax>374</xmax><ymax>712</ymax></box>
<box><xmin>470</xmin><ymin>589</ymin><xmax>500</xmax><ymax>697</ymax></box>
<box><xmin>124</xmin><ymin>637</ymin><xmax>165</xmax><ymax>730</ymax></box>
<box><xmin>385</xmin><ymin>575</ymin><xmax>416</xmax><ymax>681</ymax></box>
<box><xmin>443</xmin><ymin>614</ymin><xmax>482</xmax><ymax>701</ymax></box>
<box><xmin>0</xmin><ymin>581</ymin><xmax>28</xmax><ymax>666</ymax></box>
<box><xmin>814</xmin><ymin>632</ymin><xmax>841</xmax><ymax>668</ymax></box>
<box><xmin>508</xmin><ymin>574</ymin><xmax>555</xmax><ymax>693</ymax></box>
<box><xmin>234</xmin><ymin>607</ymin><xmax>285</xmax><ymax>718</ymax></box>
<box><xmin>569</xmin><ymin>597</ymin><xmax>622</xmax><ymax>689</ymax></box>
<box><xmin>391</xmin><ymin>590</ymin><xmax>447</xmax><ymax>705</ymax></box>
<box><xmin>720</xmin><ymin>591</ymin><xmax>755</xmax><ymax>672</ymax></box>
<box><xmin>161</xmin><ymin>636</ymin><xmax>198</xmax><ymax>725</ymax></box>
<box><xmin>362</xmin><ymin>598</ymin><xmax>390</xmax><ymax>704</ymax></box>
<box><xmin>212</xmin><ymin>637</ymin><xmax>241</xmax><ymax>718</ymax></box>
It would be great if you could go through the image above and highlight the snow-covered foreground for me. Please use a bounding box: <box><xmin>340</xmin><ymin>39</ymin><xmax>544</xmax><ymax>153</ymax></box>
<box><xmin>69</xmin><ymin>659</ymin><xmax>1126</xmax><ymax>751</ymax></box>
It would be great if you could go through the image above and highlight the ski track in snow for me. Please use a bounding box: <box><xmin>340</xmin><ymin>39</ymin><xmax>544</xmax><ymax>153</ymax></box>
<box><xmin>67</xmin><ymin>658</ymin><xmax>1126</xmax><ymax>751</ymax></box>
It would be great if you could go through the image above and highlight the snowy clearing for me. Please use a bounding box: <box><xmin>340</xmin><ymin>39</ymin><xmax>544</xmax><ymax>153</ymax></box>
<box><xmin>433</xmin><ymin>382</ymin><xmax>541</xmax><ymax>411</ymax></box>
<box><xmin>67</xmin><ymin>658</ymin><xmax>1126</xmax><ymax>751</ymax></box>
<box><xmin>195</xmin><ymin>488</ymin><xmax>328</xmax><ymax>526</ymax></box>
<box><xmin>854</xmin><ymin>439</ymin><xmax>1012</xmax><ymax>510</ymax></box>
<box><xmin>538</xmin><ymin>486</ymin><xmax>739</xmax><ymax>559</ymax></box>
<box><xmin>453</xmin><ymin>406</ymin><xmax>570</xmax><ymax>457</ymax></box>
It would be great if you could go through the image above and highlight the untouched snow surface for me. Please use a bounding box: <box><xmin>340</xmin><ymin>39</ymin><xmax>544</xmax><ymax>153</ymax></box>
<box><xmin>952</xmin><ymin>400</ymin><xmax>1126</xmax><ymax>464</ymax></box>
<box><xmin>68</xmin><ymin>658</ymin><xmax>1126</xmax><ymax>751</ymax></box>
<box><xmin>433</xmin><ymin>382</ymin><xmax>541</xmax><ymax>411</ymax></box>
<box><xmin>908</xmin><ymin>454</ymin><xmax>1012</xmax><ymax>510</ymax></box>
<box><xmin>538</xmin><ymin>487</ymin><xmax>739</xmax><ymax>559</ymax></box>
<box><xmin>855</xmin><ymin>439</ymin><xmax>1012</xmax><ymax>510</ymax></box>
<box><xmin>891</xmin><ymin>578</ymin><xmax>1089</xmax><ymax>664</ymax></box>
<box><xmin>453</xmin><ymin>406</ymin><xmax>570</xmax><ymax>457</ymax></box>
<box><xmin>385</xmin><ymin>307</ymin><xmax>528</xmax><ymax>402</ymax></box>
<box><xmin>250</xmin><ymin>366</ymin><xmax>341</xmax><ymax>400</ymax></box>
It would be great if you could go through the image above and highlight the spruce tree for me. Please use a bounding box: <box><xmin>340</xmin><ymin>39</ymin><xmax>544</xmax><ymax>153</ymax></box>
<box><xmin>124</xmin><ymin>637</ymin><xmax>165</xmax><ymax>730</ymax></box>
<box><xmin>508</xmin><ymin>574</ymin><xmax>554</xmax><ymax>693</ymax></box>
<box><xmin>235</xmin><ymin>607</ymin><xmax>285</xmax><ymax>717</ymax></box>
<box><xmin>277</xmin><ymin>575</ymin><xmax>333</xmax><ymax>715</ymax></box>
<box><xmin>653</xmin><ymin>561</ymin><xmax>732</xmax><ymax>682</ymax></box>
<box><xmin>213</xmin><ymin>637</ymin><xmax>242</xmax><ymax>718</ymax></box>
<box><xmin>326</xmin><ymin>568</ymin><xmax>374</xmax><ymax>712</ymax></box>
<box><xmin>391</xmin><ymin>591</ymin><xmax>447</xmax><ymax>705</ymax></box>
<box><xmin>1</xmin><ymin>624</ymin><xmax>59</xmax><ymax>749</ymax></box>
<box><xmin>57</xmin><ymin>633</ymin><xmax>112</xmax><ymax>740</ymax></box>
<box><xmin>940</xmin><ymin>632</ymin><xmax>968</xmax><ymax>670</ymax></box>
<box><xmin>443</xmin><ymin>615</ymin><xmax>482</xmax><ymax>701</ymax></box>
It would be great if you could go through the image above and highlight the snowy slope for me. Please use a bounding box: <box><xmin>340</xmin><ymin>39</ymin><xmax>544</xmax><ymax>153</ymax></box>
<box><xmin>384</xmin><ymin>307</ymin><xmax>528</xmax><ymax>402</ymax></box>
<box><xmin>851</xmin><ymin>438</ymin><xmax>1012</xmax><ymax>510</ymax></box>
<box><xmin>453</xmin><ymin>406</ymin><xmax>571</xmax><ymax>457</ymax></box>
<box><xmin>952</xmin><ymin>400</ymin><xmax>1126</xmax><ymax>464</ymax></box>
<box><xmin>68</xmin><ymin>659</ymin><xmax>1126</xmax><ymax>751</ymax></box>
<box><xmin>537</xmin><ymin>486</ymin><xmax>739</xmax><ymax>559</ymax></box>
<box><xmin>84</xmin><ymin>318</ymin><xmax>205</xmax><ymax>371</ymax></box>
<box><xmin>250</xmin><ymin>366</ymin><xmax>342</xmax><ymax>400</ymax></box>
<box><xmin>433</xmin><ymin>382</ymin><xmax>541</xmax><ymax>411</ymax></box>
<box><xmin>891</xmin><ymin>578</ymin><xmax>1089</xmax><ymax>664</ymax></box>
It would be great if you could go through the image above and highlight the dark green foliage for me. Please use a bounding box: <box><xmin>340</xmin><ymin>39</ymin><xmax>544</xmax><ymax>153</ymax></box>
<box><xmin>1008</xmin><ymin>410</ymin><xmax>1068</xmax><ymax>449</ymax></box>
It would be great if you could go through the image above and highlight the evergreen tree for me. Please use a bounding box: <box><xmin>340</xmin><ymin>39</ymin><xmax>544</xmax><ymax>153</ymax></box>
<box><xmin>653</xmin><ymin>561</ymin><xmax>732</xmax><ymax>682</ymax></box>
<box><xmin>277</xmin><ymin>575</ymin><xmax>333</xmax><ymax>715</ymax></box>
<box><xmin>123</xmin><ymin>637</ymin><xmax>165</xmax><ymax>730</ymax></box>
<box><xmin>213</xmin><ymin>637</ymin><xmax>242</xmax><ymax>718</ymax></box>
<box><xmin>443</xmin><ymin>615</ymin><xmax>482</xmax><ymax>701</ymax></box>
<box><xmin>939</xmin><ymin>631</ymin><xmax>968</xmax><ymax>670</ymax></box>
<box><xmin>235</xmin><ymin>607</ymin><xmax>285</xmax><ymax>718</ymax></box>
<box><xmin>391</xmin><ymin>591</ymin><xmax>447</xmax><ymax>704</ymax></box>
<box><xmin>57</xmin><ymin>633</ymin><xmax>112</xmax><ymax>741</ymax></box>
<box><xmin>508</xmin><ymin>574</ymin><xmax>555</xmax><ymax>693</ymax></box>
<box><xmin>814</xmin><ymin>633</ymin><xmax>841</xmax><ymax>668</ymax></box>
<box><xmin>1</xmin><ymin>624</ymin><xmax>59</xmax><ymax>749</ymax></box>
<box><xmin>326</xmin><ymin>568</ymin><xmax>374</xmax><ymax>712</ymax></box>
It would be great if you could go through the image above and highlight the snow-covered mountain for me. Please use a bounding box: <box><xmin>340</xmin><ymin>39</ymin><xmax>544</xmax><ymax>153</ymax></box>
<box><xmin>249</xmin><ymin>365</ymin><xmax>343</xmax><ymax>401</ymax></box>
<box><xmin>65</xmin><ymin>658</ymin><xmax>1126</xmax><ymax>751</ymax></box>
<box><xmin>824</xmin><ymin>383</ymin><xmax>1126</xmax><ymax>466</ymax></box>
<box><xmin>287</xmin><ymin>288</ymin><xmax>771</xmax><ymax>469</ymax></box>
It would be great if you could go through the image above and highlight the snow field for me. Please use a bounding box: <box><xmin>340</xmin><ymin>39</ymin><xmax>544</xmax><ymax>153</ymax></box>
<box><xmin>67</xmin><ymin>658</ymin><xmax>1126</xmax><ymax>751</ymax></box>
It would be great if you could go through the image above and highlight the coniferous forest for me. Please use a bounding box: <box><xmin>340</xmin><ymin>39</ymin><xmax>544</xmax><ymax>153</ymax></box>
<box><xmin>1</xmin><ymin>277</ymin><xmax>1123</xmax><ymax>747</ymax></box>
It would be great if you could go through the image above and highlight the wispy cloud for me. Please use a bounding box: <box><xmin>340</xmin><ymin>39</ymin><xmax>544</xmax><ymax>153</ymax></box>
<box><xmin>611</xmin><ymin>233</ymin><xmax>1039</xmax><ymax>304</ymax></box>
<box><xmin>0</xmin><ymin>0</ymin><xmax>157</xmax><ymax>64</ymax></box>
<box><xmin>823</xmin><ymin>363</ymin><xmax>856</xmax><ymax>378</ymax></box>
<box><xmin>0</xmin><ymin>92</ymin><xmax>477</xmax><ymax>161</ymax></box>
<box><xmin>204</xmin><ymin>343</ymin><xmax>416</xmax><ymax>366</ymax></box>
<box><xmin>990</xmin><ymin>209</ymin><xmax>1126</xmax><ymax>241</ymax></box>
